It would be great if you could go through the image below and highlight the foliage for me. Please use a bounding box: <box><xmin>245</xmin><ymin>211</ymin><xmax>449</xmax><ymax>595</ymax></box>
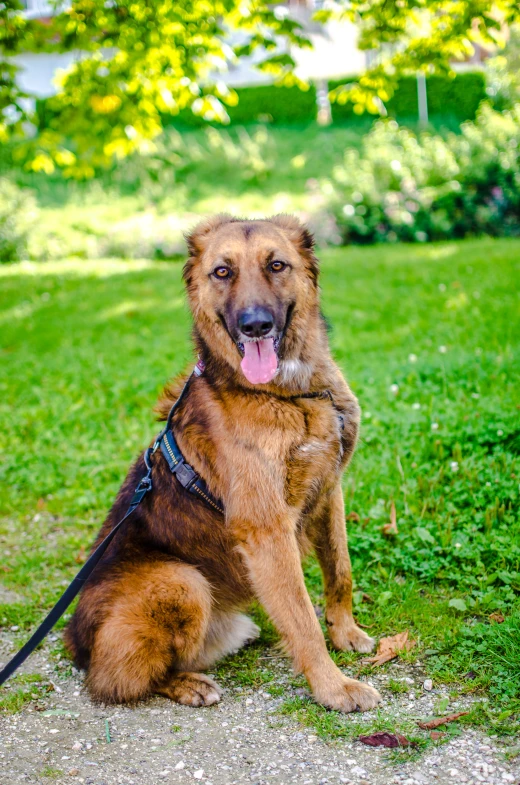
<box><xmin>2</xmin><ymin>0</ymin><xmax>308</xmax><ymax>175</ymax></box>
<box><xmin>322</xmin><ymin>0</ymin><xmax>519</xmax><ymax>115</ymax></box>
<box><xmin>317</xmin><ymin>103</ymin><xmax>520</xmax><ymax>244</ymax></box>
<box><xmin>486</xmin><ymin>23</ymin><xmax>520</xmax><ymax>109</ymax></box>
<box><xmin>0</xmin><ymin>238</ymin><xmax>518</xmax><ymax>734</ymax></box>
<box><xmin>0</xmin><ymin>121</ymin><xmax>366</xmax><ymax>260</ymax></box>
<box><xmin>331</xmin><ymin>73</ymin><xmax>486</xmax><ymax>123</ymax></box>
<box><xmin>2</xmin><ymin>0</ymin><xmax>519</xmax><ymax>171</ymax></box>
<box><xmin>431</xmin><ymin>611</ymin><xmax>520</xmax><ymax>703</ymax></box>
<box><xmin>161</xmin><ymin>72</ymin><xmax>486</xmax><ymax>127</ymax></box>
<box><xmin>0</xmin><ymin>177</ymin><xmax>38</xmax><ymax>262</ymax></box>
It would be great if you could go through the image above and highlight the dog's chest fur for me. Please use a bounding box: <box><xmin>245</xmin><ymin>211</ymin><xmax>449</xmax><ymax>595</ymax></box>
<box><xmin>285</xmin><ymin>399</ymin><xmax>344</xmax><ymax>509</ymax></box>
<box><xmin>223</xmin><ymin>392</ymin><xmax>345</xmax><ymax>511</ymax></box>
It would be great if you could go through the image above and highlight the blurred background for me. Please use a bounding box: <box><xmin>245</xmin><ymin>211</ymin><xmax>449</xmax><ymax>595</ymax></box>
<box><xmin>1</xmin><ymin>0</ymin><xmax>519</xmax><ymax>261</ymax></box>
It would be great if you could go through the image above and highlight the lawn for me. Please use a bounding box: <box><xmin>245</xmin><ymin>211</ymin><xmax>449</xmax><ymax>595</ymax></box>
<box><xmin>1</xmin><ymin>238</ymin><xmax>519</xmax><ymax>737</ymax></box>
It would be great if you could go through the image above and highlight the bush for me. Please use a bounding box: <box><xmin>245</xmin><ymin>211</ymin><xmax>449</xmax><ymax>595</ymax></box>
<box><xmin>316</xmin><ymin>103</ymin><xmax>520</xmax><ymax>245</ymax></box>
<box><xmin>163</xmin><ymin>73</ymin><xmax>486</xmax><ymax>128</ymax></box>
<box><xmin>0</xmin><ymin>179</ymin><xmax>38</xmax><ymax>262</ymax></box>
<box><xmin>330</xmin><ymin>72</ymin><xmax>487</xmax><ymax>123</ymax></box>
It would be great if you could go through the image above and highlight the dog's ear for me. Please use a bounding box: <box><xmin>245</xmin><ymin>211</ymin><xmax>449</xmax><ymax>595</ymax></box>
<box><xmin>183</xmin><ymin>214</ymin><xmax>238</xmax><ymax>286</ymax></box>
<box><xmin>270</xmin><ymin>214</ymin><xmax>318</xmax><ymax>283</ymax></box>
<box><xmin>185</xmin><ymin>214</ymin><xmax>238</xmax><ymax>257</ymax></box>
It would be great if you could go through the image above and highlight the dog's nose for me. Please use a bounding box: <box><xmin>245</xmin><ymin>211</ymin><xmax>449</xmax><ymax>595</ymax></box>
<box><xmin>237</xmin><ymin>306</ymin><xmax>274</xmax><ymax>338</ymax></box>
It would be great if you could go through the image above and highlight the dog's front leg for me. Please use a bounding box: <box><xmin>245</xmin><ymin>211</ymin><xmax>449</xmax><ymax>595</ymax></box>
<box><xmin>313</xmin><ymin>483</ymin><xmax>375</xmax><ymax>654</ymax></box>
<box><xmin>232</xmin><ymin>513</ymin><xmax>380</xmax><ymax>713</ymax></box>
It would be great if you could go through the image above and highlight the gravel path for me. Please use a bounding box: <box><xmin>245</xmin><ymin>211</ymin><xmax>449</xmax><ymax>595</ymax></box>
<box><xmin>1</xmin><ymin>632</ymin><xmax>519</xmax><ymax>785</ymax></box>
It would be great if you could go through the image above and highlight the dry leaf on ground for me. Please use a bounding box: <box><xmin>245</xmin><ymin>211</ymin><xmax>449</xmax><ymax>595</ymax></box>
<box><xmin>359</xmin><ymin>731</ymin><xmax>414</xmax><ymax>748</ymax></box>
<box><xmin>366</xmin><ymin>630</ymin><xmax>416</xmax><ymax>667</ymax></box>
<box><xmin>489</xmin><ymin>612</ymin><xmax>505</xmax><ymax>623</ymax></box>
<box><xmin>382</xmin><ymin>501</ymin><xmax>398</xmax><ymax>536</ymax></box>
<box><xmin>346</xmin><ymin>511</ymin><xmax>360</xmax><ymax>522</ymax></box>
<box><xmin>417</xmin><ymin>711</ymin><xmax>469</xmax><ymax>730</ymax></box>
<box><xmin>430</xmin><ymin>731</ymin><xmax>446</xmax><ymax>740</ymax></box>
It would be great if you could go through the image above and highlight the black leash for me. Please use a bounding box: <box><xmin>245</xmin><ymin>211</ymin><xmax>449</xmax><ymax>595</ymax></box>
<box><xmin>0</xmin><ymin>460</ymin><xmax>153</xmax><ymax>688</ymax></box>
<box><xmin>0</xmin><ymin>361</ymin><xmax>334</xmax><ymax>687</ymax></box>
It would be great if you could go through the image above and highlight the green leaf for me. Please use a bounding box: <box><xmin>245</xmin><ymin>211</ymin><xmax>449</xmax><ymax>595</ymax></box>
<box><xmin>448</xmin><ymin>599</ymin><xmax>467</xmax><ymax>612</ymax></box>
<box><xmin>416</xmin><ymin>527</ymin><xmax>436</xmax><ymax>545</ymax></box>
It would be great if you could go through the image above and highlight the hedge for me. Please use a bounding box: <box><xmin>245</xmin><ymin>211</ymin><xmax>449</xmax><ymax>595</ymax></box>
<box><xmin>170</xmin><ymin>72</ymin><xmax>486</xmax><ymax>128</ymax></box>
<box><xmin>330</xmin><ymin>72</ymin><xmax>486</xmax><ymax>123</ymax></box>
<box><xmin>36</xmin><ymin>71</ymin><xmax>487</xmax><ymax>131</ymax></box>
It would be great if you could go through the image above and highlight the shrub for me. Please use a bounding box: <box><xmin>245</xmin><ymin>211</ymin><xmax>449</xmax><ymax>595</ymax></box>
<box><xmin>330</xmin><ymin>72</ymin><xmax>487</xmax><ymax>123</ymax></box>
<box><xmin>0</xmin><ymin>178</ymin><xmax>38</xmax><ymax>262</ymax></box>
<box><xmin>162</xmin><ymin>73</ymin><xmax>486</xmax><ymax>128</ymax></box>
<box><xmin>317</xmin><ymin>103</ymin><xmax>520</xmax><ymax>245</ymax></box>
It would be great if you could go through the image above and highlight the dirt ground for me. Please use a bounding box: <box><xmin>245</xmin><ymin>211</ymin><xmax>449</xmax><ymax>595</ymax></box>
<box><xmin>1</xmin><ymin>631</ymin><xmax>519</xmax><ymax>785</ymax></box>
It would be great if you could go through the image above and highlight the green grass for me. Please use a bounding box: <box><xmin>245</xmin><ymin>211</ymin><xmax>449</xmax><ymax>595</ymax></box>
<box><xmin>0</xmin><ymin>674</ymin><xmax>51</xmax><ymax>713</ymax></box>
<box><xmin>0</xmin><ymin>238</ymin><xmax>519</xmax><ymax>734</ymax></box>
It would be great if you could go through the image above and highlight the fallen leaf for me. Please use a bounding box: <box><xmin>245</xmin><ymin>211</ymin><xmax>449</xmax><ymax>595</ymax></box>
<box><xmin>37</xmin><ymin>497</ymin><xmax>46</xmax><ymax>510</ymax></box>
<box><xmin>346</xmin><ymin>511</ymin><xmax>360</xmax><ymax>522</ymax></box>
<box><xmin>75</xmin><ymin>546</ymin><xmax>86</xmax><ymax>564</ymax></box>
<box><xmin>417</xmin><ymin>711</ymin><xmax>469</xmax><ymax>730</ymax></box>
<box><xmin>382</xmin><ymin>501</ymin><xmax>398</xmax><ymax>536</ymax></box>
<box><xmin>359</xmin><ymin>731</ymin><xmax>414</xmax><ymax>748</ymax></box>
<box><xmin>430</xmin><ymin>731</ymin><xmax>446</xmax><ymax>741</ymax></box>
<box><xmin>366</xmin><ymin>630</ymin><xmax>416</xmax><ymax>667</ymax></box>
<box><xmin>489</xmin><ymin>612</ymin><xmax>505</xmax><ymax>623</ymax></box>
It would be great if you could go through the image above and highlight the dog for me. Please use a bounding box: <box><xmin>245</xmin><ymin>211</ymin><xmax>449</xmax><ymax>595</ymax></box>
<box><xmin>65</xmin><ymin>214</ymin><xmax>381</xmax><ymax>712</ymax></box>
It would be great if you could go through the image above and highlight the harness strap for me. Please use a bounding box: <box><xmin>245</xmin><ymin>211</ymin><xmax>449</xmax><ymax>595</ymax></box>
<box><xmin>160</xmin><ymin>429</ymin><xmax>224</xmax><ymax>515</ymax></box>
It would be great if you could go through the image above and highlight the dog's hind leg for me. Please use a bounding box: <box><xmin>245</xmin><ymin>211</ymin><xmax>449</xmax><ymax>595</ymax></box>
<box><xmin>85</xmin><ymin>561</ymin><xmax>214</xmax><ymax>705</ymax></box>
<box><xmin>155</xmin><ymin>611</ymin><xmax>259</xmax><ymax>706</ymax></box>
<box><xmin>193</xmin><ymin>611</ymin><xmax>260</xmax><ymax>669</ymax></box>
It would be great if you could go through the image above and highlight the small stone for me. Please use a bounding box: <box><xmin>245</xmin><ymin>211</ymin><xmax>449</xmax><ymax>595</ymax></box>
<box><xmin>307</xmin><ymin>735</ymin><xmax>317</xmax><ymax>742</ymax></box>
<box><xmin>194</xmin><ymin>770</ymin><xmax>204</xmax><ymax>780</ymax></box>
<box><xmin>49</xmin><ymin>729</ymin><xmax>59</xmax><ymax>734</ymax></box>
<box><xmin>72</xmin><ymin>742</ymin><xmax>82</xmax><ymax>752</ymax></box>
<box><xmin>10</xmin><ymin>625</ymin><xmax>19</xmax><ymax>632</ymax></box>
<box><xmin>175</xmin><ymin>761</ymin><xmax>185</xmax><ymax>770</ymax></box>
<box><xmin>68</xmin><ymin>769</ymin><xmax>80</xmax><ymax>777</ymax></box>
<box><xmin>423</xmin><ymin>679</ymin><xmax>433</xmax><ymax>691</ymax></box>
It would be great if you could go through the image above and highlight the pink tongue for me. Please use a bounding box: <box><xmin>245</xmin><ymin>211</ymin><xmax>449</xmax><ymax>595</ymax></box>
<box><xmin>241</xmin><ymin>338</ymin><xmax>278</xmax><ymax>385</ymax></box>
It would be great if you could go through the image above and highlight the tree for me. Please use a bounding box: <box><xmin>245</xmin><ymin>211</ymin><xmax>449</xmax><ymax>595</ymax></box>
<box><xmin>323</xmin><ymin>0</ymin><xmax>520</xmax><ymax>115</ymax></box>
<box><xmin>1</xmin><ymin>0</ymin><xmax>519</xmax><ymax>175</ymax></box>
<box><xmin>2</xmin><ymin>0</ymin><xmax>309</xmax><ymax>175</ymax></box>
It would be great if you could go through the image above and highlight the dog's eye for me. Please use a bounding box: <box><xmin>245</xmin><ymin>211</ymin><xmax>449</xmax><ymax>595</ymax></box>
<box><xmin>213</xmin><ymin>266</ymin><xmax>231</xmax><ymax>279</ymax></box>
<box><xmin>270</xmin><ymin>261</ymin><xmax>286</xmax><ymax>273</ymax></box>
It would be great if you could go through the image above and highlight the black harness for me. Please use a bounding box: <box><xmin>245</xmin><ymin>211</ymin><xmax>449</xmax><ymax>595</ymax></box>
<box><xmin>0</xmin><ymin>362</ymin><xmax>336</xmax><ymax>687</ymax></box>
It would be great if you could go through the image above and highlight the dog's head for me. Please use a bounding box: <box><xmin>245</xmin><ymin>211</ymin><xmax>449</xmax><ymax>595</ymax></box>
<box><xmin>183</xmin><ymin>215</ymin><xmax>320</xmax><ymax>387</ymax></box>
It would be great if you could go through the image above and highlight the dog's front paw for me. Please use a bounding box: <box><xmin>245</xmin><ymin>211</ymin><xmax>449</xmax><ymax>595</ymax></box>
<box><xmin>328</xmin><ymin>621</ymin><xmax>375</xmax><ymax>654</ymax></box>
<box><xmin>314</xmin><ymin>674</ymin><xmax>381</xmax><ymax>713</ymax></box>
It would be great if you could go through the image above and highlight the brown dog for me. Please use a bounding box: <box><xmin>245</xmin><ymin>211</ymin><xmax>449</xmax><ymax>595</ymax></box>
<box><xmin>65</xmin><ymin>214</ymin><xmax>381</xmax><ymax>712</ymax></box>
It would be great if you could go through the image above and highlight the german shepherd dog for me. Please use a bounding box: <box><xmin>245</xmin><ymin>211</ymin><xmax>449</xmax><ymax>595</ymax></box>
<box><xmin>65</xmin><ymin>214</ymin><xmax>381</xmax><ymax>713</ymax></box>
